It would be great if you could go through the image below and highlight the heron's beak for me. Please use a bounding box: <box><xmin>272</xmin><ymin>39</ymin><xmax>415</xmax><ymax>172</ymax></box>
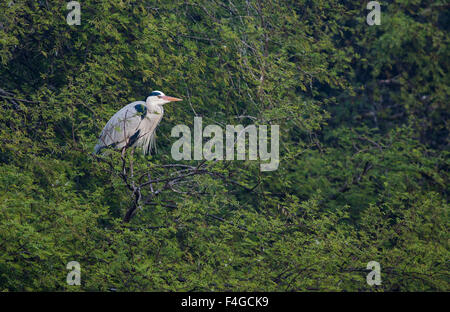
<box><xmin>161</xmin><ymin>95</ymin><xmax>182</xmax><ymax>102</ymax></box>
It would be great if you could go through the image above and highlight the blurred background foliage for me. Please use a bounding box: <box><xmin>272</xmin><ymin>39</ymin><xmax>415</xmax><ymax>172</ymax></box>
<box><xmin>0</xmin><ymin>0</ymin><xmax>448</xmax><ymax>291</ymax></box>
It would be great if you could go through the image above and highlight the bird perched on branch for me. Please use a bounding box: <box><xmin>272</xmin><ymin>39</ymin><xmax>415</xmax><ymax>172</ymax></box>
<box><xmin>94</xmin><ymin>91</ymin><xmax>182</xmax><ymax>156</ymax></box>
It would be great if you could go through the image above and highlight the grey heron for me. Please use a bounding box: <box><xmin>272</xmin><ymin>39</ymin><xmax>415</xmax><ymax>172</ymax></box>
<box><xmin>94</xmin><ymin>91</ymin><xmax>182</xmax><ymax>156</ymax></box>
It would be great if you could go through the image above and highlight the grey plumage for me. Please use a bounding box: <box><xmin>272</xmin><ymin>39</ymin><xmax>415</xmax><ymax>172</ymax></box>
<box><xmin>94</xmin><ymin>91</ymin><xmax>181</xmax><ymax>155</ymax></box>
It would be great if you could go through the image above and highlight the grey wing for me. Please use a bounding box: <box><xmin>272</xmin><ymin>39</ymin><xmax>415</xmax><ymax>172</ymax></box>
<box><xmin>94</xmin><ymin>101</ymin><xmax>146</xmax><ymax>154</ymax></box>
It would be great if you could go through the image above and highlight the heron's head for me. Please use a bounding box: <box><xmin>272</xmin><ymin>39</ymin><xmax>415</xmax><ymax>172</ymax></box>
<box><xmin>146</xmin><ymin>91</ymin><xmax>182</xmax><ymax>106</ymax></box>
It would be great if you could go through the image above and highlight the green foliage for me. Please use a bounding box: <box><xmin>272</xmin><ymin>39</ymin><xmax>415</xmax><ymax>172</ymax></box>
<box><xmin>0</xmin><ymin>0</ymin><xmax>448</xmax><ymax>291</ymax></box>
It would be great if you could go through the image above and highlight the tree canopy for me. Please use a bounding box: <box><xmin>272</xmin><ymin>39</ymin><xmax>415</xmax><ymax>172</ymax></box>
<box><xmin>0</xmin><ymin>0</ymin><xmax>448</xmax><ymax>291</ymax></box>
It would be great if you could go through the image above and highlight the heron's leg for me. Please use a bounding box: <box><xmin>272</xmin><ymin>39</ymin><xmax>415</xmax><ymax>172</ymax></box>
<box><xmin>130</xmin><ymin>148</ymin><xmax>135</xmax><ymax>178</ymax></box>
<box><xmin>121</xmin><ymin>147</ymin><xmax>127</xmax><ymax>176</ymax></box>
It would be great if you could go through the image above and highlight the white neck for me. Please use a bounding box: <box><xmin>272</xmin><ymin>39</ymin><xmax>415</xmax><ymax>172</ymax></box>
<box><xmin>146</xmin><ymin>100</ymin><xmax>163</xmax><ymax>114</ymax></box>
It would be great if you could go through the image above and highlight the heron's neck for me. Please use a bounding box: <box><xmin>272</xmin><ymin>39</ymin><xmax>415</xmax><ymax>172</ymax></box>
<box><xmin>146</xmin><ymin>101</ymin><xmax>163</xmax><ymax>114</ymax></box>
